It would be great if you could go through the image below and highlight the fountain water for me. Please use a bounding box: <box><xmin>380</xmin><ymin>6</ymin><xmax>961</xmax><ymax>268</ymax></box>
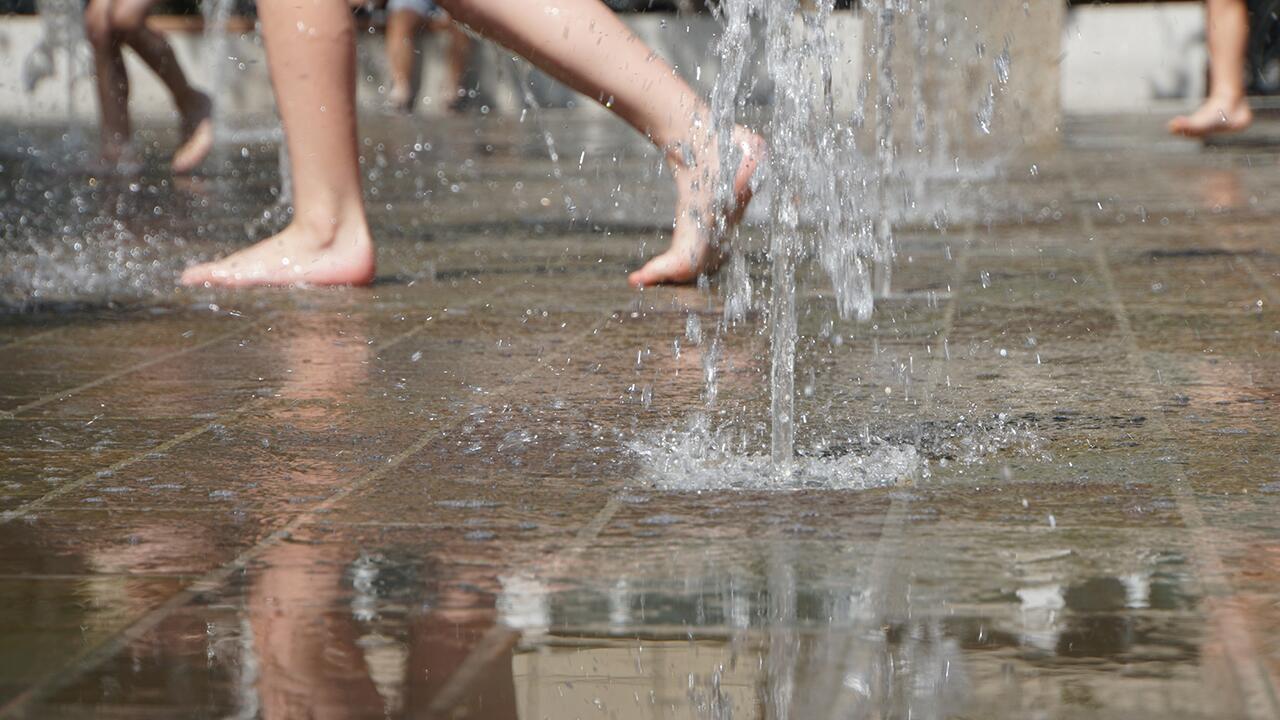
<box><xmin>201</xmin><ymin>0</ymin><xmax>236</xmax><ymax>144</ymax></box>
<box><xmin>200</xmin><ymin>0</ymin><xmax>295</xmax><ymax>226</ymax></box>
<box><xmin>511</xmin><ymin>57</ymin><xmax>578</xmax><ymax>222</ymax></box>
<box><xmin>709</xmin><ymin>0</ymin><xmax>886</xmax><ymax>472</ymax></box>
<box><xmin>23</xmin><ymin>0</ymin><xmax>88</xmax><ymax>135</ymax></box>
<box><xmin>694</xmin><ymin>0</ymin><xmax>1031</xmax><ymax>475</ymax></box>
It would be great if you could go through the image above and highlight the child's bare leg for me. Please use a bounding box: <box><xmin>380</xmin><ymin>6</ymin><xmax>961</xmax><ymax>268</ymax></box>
<box><xmin>434</xmin><ymin>0</ymin><xmax>764</xmax><ymax>286</ymax></box>
<box><xmin>184</xmin><ymin>0</ymin><xmax>761</xmax><ymax>288</ymax></box>
<box><xmin>117</xmin><ymin>20</ymin><xmax>213</xmax><ymax>173</ymax></box>
<box><xmin>1170</xmin><ymin>0</ymin><xmax>1253</xmax><ymax>137</ymax></box>
<box><xmin>85</xmin><ymin>0</ymin><xmax>213</xmax><ymax>172</ymax></box>
<box><xmin>386</xmin><ymin>7</ymin><xmax>425</xmax><ymax>112</ymax></box>
<box><xmin>85</xmin><ymin>0</ymin><xmax>135</xmax><ymax>166</ymax></box>
<box><xmin>181</xmin><ymin>0</ymin><xmax>373</xmax><ymax>287</ymax></box>
<box><xmin>428</xmin><ymin>14</ymin><xmax>472</xmax><ymax>110</ymax></box>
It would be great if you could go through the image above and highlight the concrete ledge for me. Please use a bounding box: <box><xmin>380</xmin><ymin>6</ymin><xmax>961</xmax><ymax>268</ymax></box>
<box><xmin>1062</xmin><ymin>3</ymin><xmax>1207</xmax><ymax>114</ymax></box>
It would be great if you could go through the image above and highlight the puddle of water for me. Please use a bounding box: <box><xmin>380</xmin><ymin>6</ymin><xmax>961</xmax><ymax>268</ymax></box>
<box><xmin>629</xmin><ymin>411</ymin><xmax>1046</xmax><ymax>491</ymax></box>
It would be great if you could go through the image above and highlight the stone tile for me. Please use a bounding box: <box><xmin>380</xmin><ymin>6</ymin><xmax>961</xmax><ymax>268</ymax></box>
<box><xmin>4</xmin><ymin>115</ymin><xmax>1280</xmax><ymax>717</ymax></box>
<box><xmin>0</xmin><ymin>577</ymin><xmax>186</xmax><ymax>708</ymax></box>
<box><xmin>0</xmin><ymin>509</ymin><xmax>287</xmax><ymax>576</ymax></box>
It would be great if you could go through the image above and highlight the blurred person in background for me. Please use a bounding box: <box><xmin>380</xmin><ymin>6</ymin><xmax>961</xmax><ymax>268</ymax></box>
<box><xmin>1170</xmin><ymin>0</ymin><xmax>1254</xmax><ymax>137</ymax></box>
<box><xmin>383</xmin><ymin>0</ymin><xmax>473</xmax><ymax>113</ymax></box>
<box><xmin>84</xmin><ymin>0</ymin><xmax>214</xmax><ymax>173</ymax></box>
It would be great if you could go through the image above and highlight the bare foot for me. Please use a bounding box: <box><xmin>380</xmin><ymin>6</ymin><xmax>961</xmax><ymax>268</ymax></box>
<box><xmin>1168</xmin><ymin>96</ymin><xmax>1253</xmax><ymax>138</ymax></box>
<box><xmin>628</xmin><ymin>126</ymin><xmax>766</xmax><ymax>288</ymax></box>
<box><xmin>180</xmin><ymin>218</ymin><xmax>375</xmax><ymax>288</ymax></box>
<box><xmin>172</xmin><ymin>91</ymin><xmax>214</xmax><ymax>175</ymax></box>
<box><xmin>387</xmin><ymin>83</ymin><xmax>414</xmax><ymax>114</ymax></box>
<box><xmin>97</xmin><ymin>142</ymin><xmax>143</xmax><ymax>176</ymax></box>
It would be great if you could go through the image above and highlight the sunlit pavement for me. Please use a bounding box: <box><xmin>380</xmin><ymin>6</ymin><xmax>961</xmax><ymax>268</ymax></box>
<box><xmin>1</xmin><ymin>112</ymin><xmax>1279</xmax><ymax>718</ymax></box>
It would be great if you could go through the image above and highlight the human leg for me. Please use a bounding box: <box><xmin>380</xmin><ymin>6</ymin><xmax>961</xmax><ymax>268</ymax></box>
<box><xmin>1170</xmin><ymin>0</ymin><xmax>1253</xmax><ymax>137</ymax></box>
<box><xmin>425</xmin><ymin>12</ymin><xmax>472</xmax><ymax>110</ymax></box>
<box><xmin>180</xmin><ymin>0</ymin><xmax>374</xmax><ymax>287</ymax></box>
<box><xmin>386</xmin><ymin>3</ymin><xmax>427</xmax><ymax>112</ymax></box>
<box><xmin>184</xmin><ymin>0</ymin><xmax>761</xmax><ymax>288</ymax></box>
<box><xmin>86</xmin><ymin>0</ymin><xmax>214</xmax><ymax>172</ymax></box>
<box><xmin>84</xmin><ymin>0</ymin><xmax>136</xmax><ymax>167</ymax></box>
<box><xmin>433</xmin><ymin>0</ymin><xmax>763</xmax><ymax>286</ymax></box>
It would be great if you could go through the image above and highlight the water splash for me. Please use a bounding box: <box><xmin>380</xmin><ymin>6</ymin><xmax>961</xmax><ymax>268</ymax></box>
<box><xmin>629</xmin><ymin>414</ymin><xmax>922</xmax><ymax>492</ymax></box>
<box><xmin>201</xmin><ymin>3</ymin><xmax>294</xmax><ymax>219</ymax></box>
<box><xmin>698</xmin><ymin>1</ymin><xmax>1033</xmax><ymax>476</ymax></box>
<box><xmin>202</xmin><ymin>0</ymin><xmax>236</xmax><ymax>145</ymax></box>
<box><xmin>710</xmin><ymin>0</ymin><xmax>887</xmax><ymax>471</ymax></box>
<box><xmin>23</xmin><ymin>0</ymin><xmax>89</xmax><ymax>129</ymax></box>
<box><xmin>870</xmin><ymin>0</ymin><xmax>899</xmax><ymax>299</ymax></box>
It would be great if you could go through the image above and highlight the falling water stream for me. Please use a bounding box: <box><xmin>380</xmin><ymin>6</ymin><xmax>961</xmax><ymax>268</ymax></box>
<box><xmin>704</xmin><ymin>0</ymin><xmax>1012</xmax><ymax>475</ymax></box>
<box><xmin>201</xmin><ymin>0</ymin><xmax>235</xmax><ymax>143</ymax></box>
<box><xmin>711</xmin><ymin>0</ymin><xmax>886</xmax><ymax>472</ymax></box>
<box><xmin>202</xmin><ymin>0</ymin><xmax>294</xmax><ymax>217</ymax></box>
<box><xmin>23</xmin><ymin>0</ymin><xmax>87</xmax><ymax>129</ymax></box>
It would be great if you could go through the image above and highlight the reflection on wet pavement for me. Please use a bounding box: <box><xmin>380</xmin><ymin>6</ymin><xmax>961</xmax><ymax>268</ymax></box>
<box><xmin>1</xmin><ymin>114</ymin><xmax>1279</xmax><ymax>718</ymax></box>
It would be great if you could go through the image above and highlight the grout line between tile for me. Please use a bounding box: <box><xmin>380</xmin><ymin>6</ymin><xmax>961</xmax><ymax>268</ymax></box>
<box><xmin>0</xmin><ymin>294</ymin><xmax>506</xmax><ymax>527</ymax></box>
<box><xmin>809</xmin><ymin>224</ymin><xmax>973</xmax><ymax>720</ymax></box>
<box><xmin>424</xmin><ymin>625</ymin><xmax>522</xmax><ymax>716</ymax></box>
<box><xmin>1074</xmin><ymin>169</ymin><xmax>1280</xmax><ymax>719</ymax></box>
<box><xmin>2</xmin><ymin>318</ymin><xmax>270</xmax><ymax>420</ymax></box>
<box><xmin>1234</xmin><ymin>255</ymin><xmax>1280</xmax><ymax>307</ymax></box>
<box><xmin>0</xmin><ymin>401</ymin><xmax>266</xmax><ymax>526</ymax></box>
<box><xmin>0</xmin><ymin>326</ymin><xmax>67</xmax><ymax>351</ymax></box>
<box><xmin>0</xmin><ymin>299</ymin><xmax>618</xmax><ymax>717</ymax></box>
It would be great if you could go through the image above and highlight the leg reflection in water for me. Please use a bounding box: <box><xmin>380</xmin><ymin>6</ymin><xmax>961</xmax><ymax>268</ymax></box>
<box><xmin>402</xmin><ymin>562</ymin><xmax>519</xmax><ymax>719</ymax></box>
<box><xmin>247</xmin><ymin>545</ymin><xmax>520</xmax><ymax>718</ymax></box>
<box><xmin>250</xmin><ymin>541</ymin><xmax>386</xmax><ymax>719</ymax></box>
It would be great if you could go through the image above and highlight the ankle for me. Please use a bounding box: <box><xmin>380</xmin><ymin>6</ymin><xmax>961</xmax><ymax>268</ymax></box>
<box><xmin>659</xmin><ymin>108</ymin><xmax>718</xmax><ymax>170</ymax></box>
<box><xmin>1206</xmin><ymin>91</ymin><xmax>1247</xmax><ymax>108</ymax></box>
<box><xmin>291</xmin><ymin>207</ymin><xmax>370</xmax><ymax>248</ymax></box>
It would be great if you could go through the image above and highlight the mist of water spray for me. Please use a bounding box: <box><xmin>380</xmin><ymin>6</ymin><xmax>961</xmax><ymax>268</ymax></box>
<box><xmin>202</xmin><ymin>0</ymin><xmax>235</xmax><ymax>144</ymax></box>
<box><xmin>24</xmin><ymin>0</ymin><xmax>88</xmax><ymax>130</ymax></box>
<box><xmin>871</xmin><ymin>0</ymin><xmax>898</xmax><ymax>299</ymax></box>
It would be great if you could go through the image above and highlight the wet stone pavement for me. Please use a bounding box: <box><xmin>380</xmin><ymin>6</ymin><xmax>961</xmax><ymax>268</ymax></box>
<box><xmin>1</xmin><ymin>113</ymin><xmax>1279</xmax><ymax>718</ymax></box>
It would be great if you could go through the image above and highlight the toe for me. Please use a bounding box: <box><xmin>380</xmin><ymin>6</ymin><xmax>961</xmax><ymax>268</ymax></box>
<box><xmin>628</xmin><ymin>259</ymin><xmax>665</xmax><ymax>289</ymax></box>
<box><xmin>1168</xmin><ymin>117</ymin><xmax>1199</xmax><ymax>138</ymax></box>
<box><xmin>629</xmin><ymin>252</ymin><xmax>699</xmax><ymax>288</ymax></box>
<box><xmin>628</xmin><ymin>261</ymin><xmax>665</xmax><ymax>288</ymax></box>
<box><xmin>172</xmin><ymin>123</ymin><xmax>214</xmax><ymax>175</ymax></box>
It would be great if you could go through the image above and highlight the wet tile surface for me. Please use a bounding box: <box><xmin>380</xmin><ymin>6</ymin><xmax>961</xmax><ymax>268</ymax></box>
<box><xmin>2</xmin><ymin>113</ymin><xmax>1280</xmax><ymax>718</ymax></box>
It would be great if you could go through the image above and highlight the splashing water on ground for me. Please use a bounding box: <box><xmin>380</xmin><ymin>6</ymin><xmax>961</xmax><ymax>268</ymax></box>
<box><xmin>707</xmin><ymin>0</ymin><xmax>886</xmax><ymax>474</ymax></box>
<box><xmin>629</xmin><ymin>413</ymin><xmax>923</xmax><ymax>491</ymax></box>
<box><xmin>693</xmin><ymin>0</ymin><xmax>1020</xmax><ymax>480</ymax></box>
<box><xmin>629</xmin><ymin>410</ymin><xmax>1045</xmax><ymax>492</ymax></box>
